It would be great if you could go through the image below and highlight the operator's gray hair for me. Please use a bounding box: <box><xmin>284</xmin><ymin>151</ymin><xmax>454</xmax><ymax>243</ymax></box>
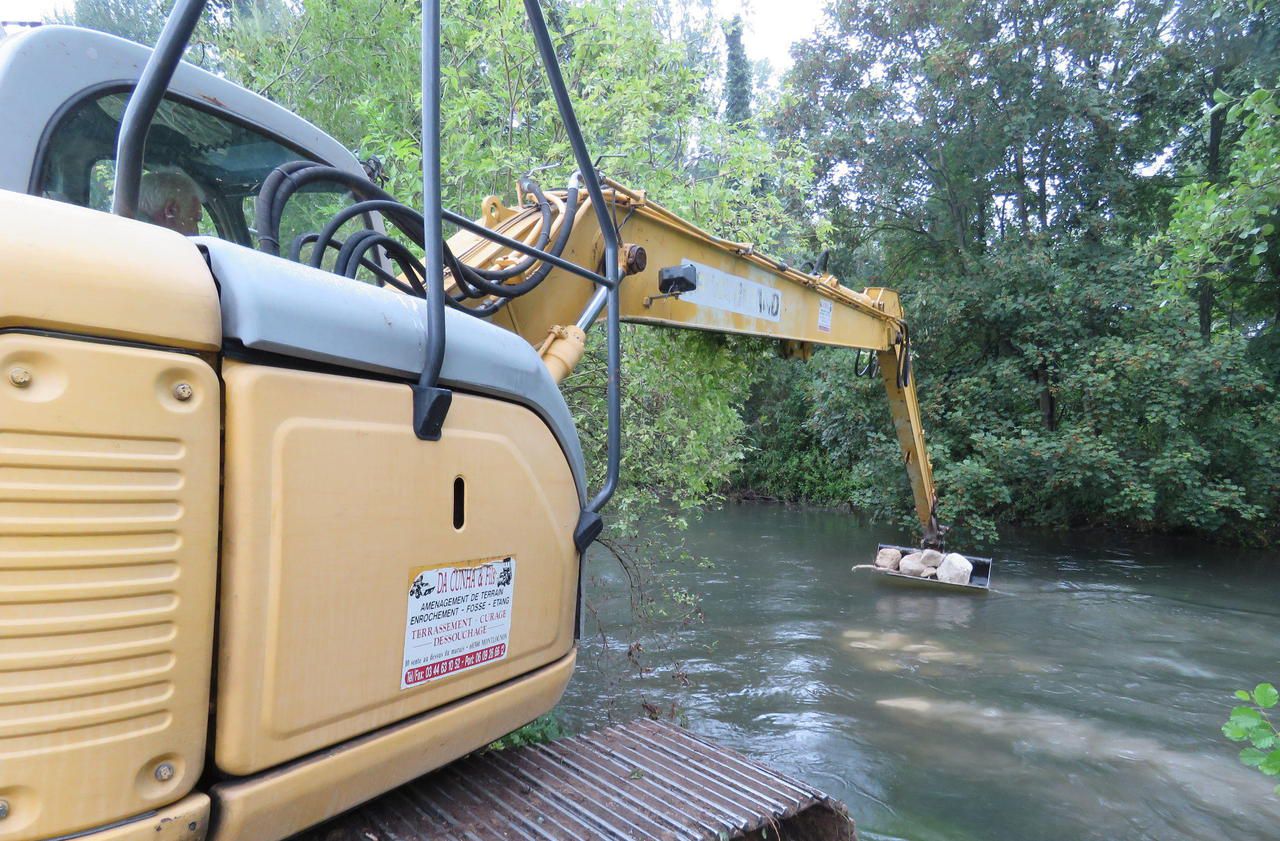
<box><xmin>137</xmin><ymin>169</ymin><xmax>205</xmax><ymax>218</ymax></box>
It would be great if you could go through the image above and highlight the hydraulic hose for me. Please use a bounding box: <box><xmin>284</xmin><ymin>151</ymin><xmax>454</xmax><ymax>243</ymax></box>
<box><xmin>467</xmin><ymin>178</ymin><xmax>553</xmax><ymax>281</ymax></box>
<box><xmin>897</xmin><ymin>325</ymin><xmax>912</xmax><ymax>388</ymax></box>
<box><xmin>256</xmin><ymin>161</ymin><xmax>581</xmax><ymax>319</ymax></box>
<box><xmin>305</xmin><ymin>199</ymin><xmax>424</xmax><ymax>269</ymax></box>
<box><xmin>855</xmin><ymin>349</ymin><xmax>879</xmax><ymax>378</ymax></box>
<box><xmin>291</xmin><ymin>232</ymin><xmax>423</xmax><ymax>297</ymax></box>
<box><xmin>515</xmin><ymin>180</ymin><xmax>580</xmax><ymax>291</ymax></box>
<box><xmin>254</xmin><ymin>163</ymin><xmax>425</xmax><ymax>258</ymax></box>
<box><xmin>256</xmin><ymin>160</ymin><xmax>323</xmax><ymax>254</ymax></box>
<box><xmin>445</xmin><ymin>183</ymin><xmax>579</xmax><ymax>299</ymax></box>
<box><xmin>336</xmin><ymin>231</ymin><xmax>428</xmax><ymax>297</ymax></box>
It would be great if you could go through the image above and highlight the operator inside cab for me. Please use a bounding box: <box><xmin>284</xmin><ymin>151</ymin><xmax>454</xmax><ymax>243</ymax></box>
<box><xmin>138</xmin><ymin>169</ymin><xmax>204</xmax><ymax>236</ymax></box>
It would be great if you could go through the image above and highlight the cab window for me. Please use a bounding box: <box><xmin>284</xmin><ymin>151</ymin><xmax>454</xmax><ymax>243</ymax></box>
<box><xmin>36</xmin><ymin>90</ymin><xmax>353</xmax><ymax>251</ymax></box>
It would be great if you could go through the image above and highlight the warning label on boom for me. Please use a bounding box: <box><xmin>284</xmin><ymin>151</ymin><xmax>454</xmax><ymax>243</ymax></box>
<box><xmin>818</xmin><ymin>298</ymin><xmax>833</xmax><ymax>333</ymax></box>
<box><xmin>401</xmin><ymin>555</ymin><xmax>515</xmax><ymax>689</ymax></box>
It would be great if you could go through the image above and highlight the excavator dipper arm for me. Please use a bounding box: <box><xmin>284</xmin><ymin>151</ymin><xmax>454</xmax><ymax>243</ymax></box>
<box><xmin>445</xmin><ymin>180</ymin><xmax>944</xmax><ymax>546</ymax></box>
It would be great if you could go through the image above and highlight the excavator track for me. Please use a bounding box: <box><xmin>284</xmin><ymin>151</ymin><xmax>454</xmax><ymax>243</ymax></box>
<box><xmin>297</xmin><ymin>719</ymin><xmax>855</xmax><ymax>840</ymax></box>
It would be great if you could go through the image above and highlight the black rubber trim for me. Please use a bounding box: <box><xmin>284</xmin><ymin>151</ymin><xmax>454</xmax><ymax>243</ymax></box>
<box><xmin>571</xmin><ymin>509</ymin><xmax>603</xmax><ymax>641</ymax></box>
<box><xmin>0</xmin><ymin>326</ymin><xmax>209</xmax><ymax>358</ymax></box>
<box><xmin>411</xmin><ymin>384</ymin><xmax>452</xmax><ymax>440</ymax></box>
<box><xmin>573</xmin><ymin>510</ymin><xmax>603</xmax><ymax>554</ymax></box>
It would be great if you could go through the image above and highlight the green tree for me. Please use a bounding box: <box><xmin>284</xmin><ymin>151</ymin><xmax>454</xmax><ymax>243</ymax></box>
<box><xmin>1153</xmin><ymin>0</ymin><xmax>1279</xmax><ymax>338</ymax></box>
<box><xmin>1156</xmin><ymin>83</ymin><xmax>1280</xmax><ymax>372</ymax></box>
<box><xmin>55</xmin><ymin>0</ymin><xmax>172</xmax><ymax>44</ymax></box>
<box><xmin>781</xmin><ymin>0</ymin><xmax>1188</xmax><ymax>256</ymax></box>
<box><xmin>738</xmin><ymin>241</ymin><xmax>1280</xmax><ymax>544</ymax></box>
<box><xmin>752</xmin><ymin>0</ymin><xmax>1280</xmax><ymax>544</ymax></box>
<box><xmin>723</xmin><ymin>15</ymin><xmax>750</xmax><ymax>124</ymax></box>
<box><xmin>53</xmin><ymin>0</ymin><xmax>259</xmax><ymax>59</ymax></box>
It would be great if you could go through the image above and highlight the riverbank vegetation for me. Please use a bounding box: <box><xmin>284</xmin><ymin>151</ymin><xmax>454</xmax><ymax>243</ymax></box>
<box><xmin>745</xmin><ymin>0</ymin><xmax>1280</xmax><ymax>546</ymax></box>
<box><xmin>55</xmin><ymin>0</ymin><xmax>1279</xmax><ymax>549</ymax></box>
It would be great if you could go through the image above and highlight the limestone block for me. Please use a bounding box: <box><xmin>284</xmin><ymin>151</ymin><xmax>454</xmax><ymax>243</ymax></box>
<box><xmin>899</xmin><ymin>552</ymin><xmax>928</xmax><ymax>576</ymax></box>
<box><xmin>875</xmin><ymin>548</ymin><xmax>902</xmax><ymax>570</ymax></box>
<box><xmin>936</xmin><ymin>552</ymin><xmax>974</xmax><ymax>585</ymax></box>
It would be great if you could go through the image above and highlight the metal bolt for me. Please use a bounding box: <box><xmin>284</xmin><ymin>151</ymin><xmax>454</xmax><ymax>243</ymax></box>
<box><xmin>622</xmin><ymin>243</ymin><xmax>647</xmax><ymax>276</ymax></box>
<box><xmin>154</xmin><ymin>763</ymin><xmax>175</xmax><ymax>782</ymax></box>
<box><xmin>0</xmin><ymin>800</ymin><xmax>10</xmax><ymax>820</ymax></box>
<box><xmin>8</xmin><ymin>368</ymin><xmax>31</xmax><ymax>388</ymax></box>
<box><xmin>172</xmin><ymin>383</ymin><xmax>193</xmax><ymax>402</ymax></box>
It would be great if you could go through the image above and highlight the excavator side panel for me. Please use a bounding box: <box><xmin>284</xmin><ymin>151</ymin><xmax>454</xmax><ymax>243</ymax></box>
<box><xmin>0</xmin><ymin>191</ymin><xmax>221</xmax><ymax>351</ymax></box>
<box><xmin>0</xmin><ymin>191</ymin><xmax>222</xmax><ymax>841</ymax></box>
<box><xmin>0</xmin><ymin>335</ymin><xmax>219</xmax><ymax>841</ymax></box>
<box><xmin>215</xmin><ymin>362</ymin><xmax>579</xmax><ymax>775</ymax></box>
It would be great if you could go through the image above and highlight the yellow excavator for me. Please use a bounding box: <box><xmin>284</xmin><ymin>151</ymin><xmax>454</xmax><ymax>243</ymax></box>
<box><xmin>0</xmin><ymin>2</ymin><xmax>948</xmax><ymax>840</ymax></box>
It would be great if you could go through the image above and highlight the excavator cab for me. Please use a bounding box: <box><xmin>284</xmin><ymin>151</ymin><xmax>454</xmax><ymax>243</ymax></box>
<box><xmin>8</xmin><ymin>29</ymin><xmax>358</xmax><ymax>245</ymax></box>
<box><xmin>0</xmin><ymin>23</ymin><xmax>583</xmax><ymax>841</ymax></box>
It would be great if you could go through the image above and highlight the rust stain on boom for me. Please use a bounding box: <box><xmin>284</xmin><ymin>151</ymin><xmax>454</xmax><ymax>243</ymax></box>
<box><xmin>298</xmin><ymin>719</ymin><xmax>855</xmax><ymax>841</ymax></box>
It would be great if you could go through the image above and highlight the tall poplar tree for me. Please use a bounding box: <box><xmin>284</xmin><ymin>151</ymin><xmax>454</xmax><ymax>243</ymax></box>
<box><xmin>723</xmin><ymin>15</ymin><xmax>750</xmax><ymax>124</ymax></box>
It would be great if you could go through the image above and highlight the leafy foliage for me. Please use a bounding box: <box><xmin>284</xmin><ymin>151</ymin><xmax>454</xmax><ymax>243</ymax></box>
<box><xmin>1223</xmin><ymin>683</ymin><xmax>1280</xmax><ymax>795</ymax></box>
<box><xmin>723</xmin><ymin>15</ymin><xmax>750</xmax><ymax>124</ymax></box>
<box><xmin>746</xmin><ymin>0</ymin><xmax>1280</xmax><ymax>546</ymax></box>
<box><xmin>214</xmin><ymin>0</ymin><xmax>814</xmax><ymax>241</ymax></box>
<box><xmin>54</xmin><ymin>0</ymin><xmax>172</xmax><ymax>43</ymax></box>
<box><xmin>738</xmin><ymin>241</ymin><xmax>1280</xmax><ymax>545</ymax></box>
<box><xmin>52</xmin><ymin>0</ymin><xmax>246</xmax><ymax>59</ymax></box>
<box><xmin>1156</xmin><ymin>83</ymin><xmax>1280</xmax><ymax>371</ymax></box>
<box><xmin>487</xmin><ymin>713</ymin><xmax>564</xmax><ymax>750</ymax></box>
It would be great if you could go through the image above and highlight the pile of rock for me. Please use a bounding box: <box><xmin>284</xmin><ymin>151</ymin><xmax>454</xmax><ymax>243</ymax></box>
<box><xmin>873</xmin><ymin>547</ymin><xmax>973</xmax><ymax>585</ymax></box>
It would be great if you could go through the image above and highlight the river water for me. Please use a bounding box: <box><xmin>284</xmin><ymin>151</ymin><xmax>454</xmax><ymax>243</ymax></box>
<box><xmin>558</xmin><ymin>502</ymin><xmax>1280</xmax><ymax>841</ymax></box>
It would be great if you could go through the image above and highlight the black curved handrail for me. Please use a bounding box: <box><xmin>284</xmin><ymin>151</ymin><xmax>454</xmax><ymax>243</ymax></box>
<box><xmin>110</xmin><ymin>0</ymin><xmax>204</xmax><ymax>219</ymax></box>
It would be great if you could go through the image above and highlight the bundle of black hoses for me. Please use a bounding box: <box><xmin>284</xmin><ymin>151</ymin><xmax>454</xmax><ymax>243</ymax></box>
<box><xmin>854</xmin><ymin>348</ymin><xmax>880</xmax><ymax>379</ymax></box>
<box><xmin>853</xmin><ymin>334</ymin><xmax>912</xmax><ymax>386</ymax></box>
<box><xmin>252</xmin><ymin>160</ymin><xmax>579</xmax><ymax>317</ymax></box>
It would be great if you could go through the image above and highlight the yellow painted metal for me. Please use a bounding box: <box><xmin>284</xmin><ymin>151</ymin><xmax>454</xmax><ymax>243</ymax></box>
<box><xmin>58</xmin><ymin>794</ymin><xmax>209</xmax><ymax>841</ymax></box>
<box><xmin>0</xmin><ymin>335</ymin><xmax>219</xmax><ymax>841</ymax></box>
<box><xmin>878</xmin><ymin>346</ymin><xmax>939</xmax><ymax>535</ymax></box>
<box><xmin>449</xmin><ymin>185</ymin><xmax>898</xmax><ymax>351</ymax></box>
<box><xmin>453</xmin><ymin>199</ymin><xmax>598</xmax><ymax>342</ymax></box>
<box><xmin>0</xmin><ymin>191</ymin><xmax>220</xmax><ymax>351</ymax></box>
<box><xmin>215</xmin><ymin>361</ymin><xmax>579</xmax><ymax>775</ymax></box>
<box><xmin>615</xmin><ymin>226</ymin><xmax>894</xmax><ymax>350</ymax></box>
<box><xmin>447</xmin><ymin>183</ymin><xmax>939</xmax><ymax>539</ymax></box>
<box><xmin>208</xmin><ymin>650</ymin><xmax>576</xmax><ymax>841</ymax></box>
<box><xmin>537</xmin><ymin>325</ymin><xmax>587</xmax><ymax>383</ymax></box>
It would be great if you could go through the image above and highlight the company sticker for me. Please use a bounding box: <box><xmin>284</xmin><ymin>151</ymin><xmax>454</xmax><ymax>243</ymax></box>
<box><xmin>681</xmin><ymin>259</ymin><xmax>782</xmax><ymax>322</ymax></box>
<box><xmin>818</xmin><ymin>298</ymin><xmax>833</xmax><ymax>333</ymax></box>
<box><xmin>401</xmin><ymin>555</ymin><xmax>515</xmax><ymax>690</ymax></box>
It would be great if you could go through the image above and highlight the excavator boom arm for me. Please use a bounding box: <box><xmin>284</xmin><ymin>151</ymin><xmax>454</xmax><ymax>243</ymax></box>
<box><xmin>447</xmin><ymin>181</ymin><xmax>943</xmax><ymax>544</ymax></box>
